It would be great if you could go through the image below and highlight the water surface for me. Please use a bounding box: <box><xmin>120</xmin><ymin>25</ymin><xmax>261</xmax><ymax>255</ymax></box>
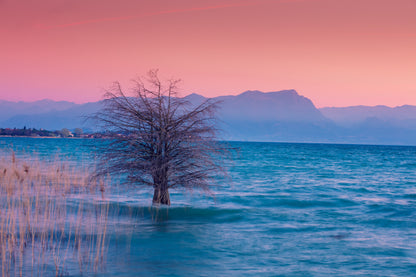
<box><xmin>1</xmin><ymin>137</ymin><xmax>415</xmax><ymax>276</ymax></box>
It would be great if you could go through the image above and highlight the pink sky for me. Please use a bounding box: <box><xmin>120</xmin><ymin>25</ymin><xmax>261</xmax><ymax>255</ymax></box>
<box><xmin>1</xmin><ymin>0</ymin><xmax>415</xmax><ymax>107</ymax></box>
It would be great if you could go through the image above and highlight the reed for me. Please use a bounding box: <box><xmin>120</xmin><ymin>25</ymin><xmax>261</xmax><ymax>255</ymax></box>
<box><xmin>0</xmin><ymin>151</ymin><xmax>109</xmax><ymax>276</ymax></box>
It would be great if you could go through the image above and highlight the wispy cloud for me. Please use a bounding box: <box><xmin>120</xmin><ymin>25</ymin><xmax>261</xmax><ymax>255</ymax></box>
<box><xmin>35</xmin><ymin>2</ymin><xmax>259</xmax><ymax>30</ymax></box>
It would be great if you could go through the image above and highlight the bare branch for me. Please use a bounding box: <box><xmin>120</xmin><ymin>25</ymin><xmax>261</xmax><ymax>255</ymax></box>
<box><xmin>91</xmin><ymin>70</ymin><xmax>230</xmax><ymax>205</ymax></box>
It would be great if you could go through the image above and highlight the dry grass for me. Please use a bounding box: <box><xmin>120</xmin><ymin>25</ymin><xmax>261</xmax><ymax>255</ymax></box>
<box><xmin>0</xmin><ymin>151</ymin><xmax>109</xmax><ymax>276</ymax></box>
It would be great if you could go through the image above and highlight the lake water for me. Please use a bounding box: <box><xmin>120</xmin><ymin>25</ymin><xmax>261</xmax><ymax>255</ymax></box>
<box><xmin>1</xmin><ymin>137</ymin><xmax>416</xmax><ymax>276</ymax></box>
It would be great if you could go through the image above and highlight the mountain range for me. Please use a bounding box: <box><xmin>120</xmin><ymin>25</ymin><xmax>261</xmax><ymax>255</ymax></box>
<box><xmin>1</xmin><ymin>91</ymin><xmax>416</xmax><ymax>146</ymax></box>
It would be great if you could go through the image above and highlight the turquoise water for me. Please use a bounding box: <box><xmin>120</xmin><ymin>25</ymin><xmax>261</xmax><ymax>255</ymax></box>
<box><xmin>1</xmin><ymin>137</ymin><xmax>416</xmax><ymax>276</ymax></box>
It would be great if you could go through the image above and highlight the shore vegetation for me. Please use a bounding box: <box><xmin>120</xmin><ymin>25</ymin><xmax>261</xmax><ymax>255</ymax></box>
<box><xmin>0</xmin><ymin>151</ymin><xmax>109</xmax><ymax>276</ymax></box>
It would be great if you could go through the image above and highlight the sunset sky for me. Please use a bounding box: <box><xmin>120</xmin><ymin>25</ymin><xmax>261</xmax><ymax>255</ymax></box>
<box><xmin>1</xmin><ymin>0</ymin><xmax>415</xmax><ymax>107</ymax></box>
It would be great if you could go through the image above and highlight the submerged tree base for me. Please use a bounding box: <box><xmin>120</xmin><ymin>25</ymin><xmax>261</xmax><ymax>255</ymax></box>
<box><xmin>152</xmin><ymin>188</ymin><xmax>171</xmax><ymax>205</ymax></box>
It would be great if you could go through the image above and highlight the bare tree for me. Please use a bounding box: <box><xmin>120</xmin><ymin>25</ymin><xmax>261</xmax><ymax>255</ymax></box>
<box><xmin>93</xmin><ymin>70</ymin><xmax>227</xmax><ymax>205</ymax></box>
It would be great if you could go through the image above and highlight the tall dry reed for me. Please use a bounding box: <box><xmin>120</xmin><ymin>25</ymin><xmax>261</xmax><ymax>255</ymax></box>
<box><xmin>0</xmin><ymin>151</ymin><xmax>109</xmax><ymax>276</ymax></box>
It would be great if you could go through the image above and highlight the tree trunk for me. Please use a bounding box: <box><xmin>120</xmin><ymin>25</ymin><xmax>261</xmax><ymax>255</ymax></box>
<box><xmin>152</xmin><ymin>187</ymin><xmax>171</xmax><ymax>205</ymax></box>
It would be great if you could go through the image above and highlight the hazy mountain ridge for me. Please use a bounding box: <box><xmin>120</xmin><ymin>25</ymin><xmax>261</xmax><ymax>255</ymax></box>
<box><xmin>0</xmin><ymin>101</ymin><xmax>102</xmax><ymax>131</ymax></box>
<box><xmin>1</xmin><ymin>91</ymin><xmax>416</xmax><ymax>145</ymax></box>
<box><xmin>216</xmin><ymin>90</ymin><xmax>328</xmax><ymax>123</ymax></box>
<box><xmin>320</xmin><ymin>105</ymin><xmax>416</xmax><ymax>126</ymax></box>
<box><xmin>0</xmin><ymin>99</ymin><xmax>77</xmax><ymax>121</ymax></box>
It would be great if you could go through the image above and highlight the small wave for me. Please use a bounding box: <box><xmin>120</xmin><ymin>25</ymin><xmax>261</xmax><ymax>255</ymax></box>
<box><xmin>100</xmin><ymin>201</ymin><xmax>247</xmax><ymax>223</ymax></box>
<box><xmin>258</xmin><ymin>197</ymin><xmax>357</xmax><ymax>209</ymax></box>
<box><xmin>268</xmin><ymin>225</ymin><xmax>317</xmax><ymax>234</ymax></box>
<box><xmin>403</xmin><ymin>193</ymin><xmax>416</xmax><ymax>199</ymax></box>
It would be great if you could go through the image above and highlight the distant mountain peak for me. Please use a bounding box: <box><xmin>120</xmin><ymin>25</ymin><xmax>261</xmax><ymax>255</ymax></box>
<box><xmin>184</xmin><ymin>93</ymin><xmax>206</xmax><ymax>99</ymax></box>
<box><xmin>35</xmin><ymin>99</ymin><xmax>64</xmax><ymax>104</ymax></box>
<box><xmin>238</xmin><ymin>89</ymin><xmax>299</xmax><ymax>98</ymax></box>
<box><xmin>183</xmin><ymin>93</ymin><xmax>207</xmax><ymax>105</ymax></box>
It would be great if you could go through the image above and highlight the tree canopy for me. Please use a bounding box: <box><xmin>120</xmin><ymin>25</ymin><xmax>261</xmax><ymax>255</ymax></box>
<box><xmin>93</xmin><ymin>70</ymin><xmax>227</xmax><ymax>205</ymax></box>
